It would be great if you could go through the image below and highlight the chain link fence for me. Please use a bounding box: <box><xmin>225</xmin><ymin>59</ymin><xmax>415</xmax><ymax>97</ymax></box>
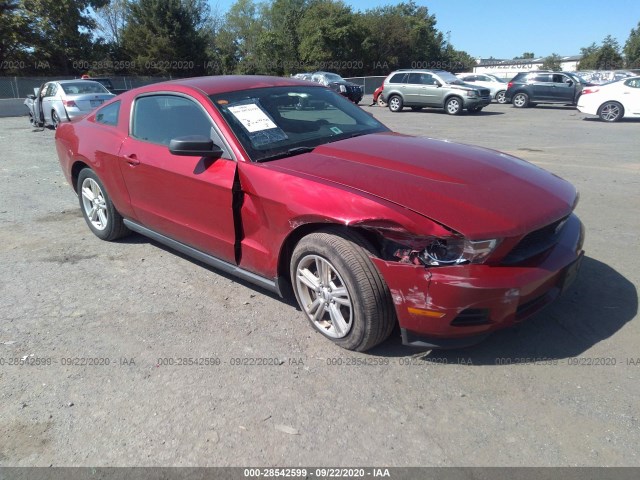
<box><xmin>344</xmin><ymin>76</ymin><xmax>386</xmax><ymax>95</ymax></box>
<box><xmin>0</xmin><ymin>76</ymin><xmax>171</xmax><ymax>99</ymax></box>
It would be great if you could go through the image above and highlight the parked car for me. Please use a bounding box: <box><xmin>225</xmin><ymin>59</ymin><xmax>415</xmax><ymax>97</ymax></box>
<box><xmin>292</xmin><ymin>73</ymin><xmax>313</xmax><ymax>81</ymax></box>
<box><xmin>382</xmin><ymin>69</ymin><xmax>492</xmax><ymax>114</ymax></box>
<box><xmin>310</xmin><ymin>71</ymin><xmax>363</xmax><ymax>104</ymax></box>
<box><xmin>25</xmin><ymin>80</ymin><xmax>115</xmax><ymax>128</ymax></box>
<box><xmin>505</xmin><ymin>71</ymin><xmax>586</xmax><ymax>108</ymax></box>
<box><xmin>577</xmin><ymin>76</ymin><xmax>640</xmax><ymax>122</ymax></box>
<box><xmin>371</xmin><ymin>85</ymin><xmax>386</xmax><ymax>106</ymax></box>
<box><xmin>55</xmin><ymin>75</ymin><xmax>584</xmax><ymax>351</ymax></box>
<box><xmin>456</xmin><ymin>72</ymin><xmax>509</xmax><ymax>103</ymax></box>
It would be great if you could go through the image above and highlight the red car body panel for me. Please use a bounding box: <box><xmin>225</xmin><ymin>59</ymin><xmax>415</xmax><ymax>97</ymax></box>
<box><xmin>55</xmin><ymin>75</ymin><xmax>584</xmax><ymax>347</ymax></box>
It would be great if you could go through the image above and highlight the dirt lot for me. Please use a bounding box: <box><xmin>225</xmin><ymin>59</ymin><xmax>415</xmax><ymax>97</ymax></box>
<box><xmin>0</xmin><ymin>102</ymin><xmax>638</xmax><ymax>467</ymax></box>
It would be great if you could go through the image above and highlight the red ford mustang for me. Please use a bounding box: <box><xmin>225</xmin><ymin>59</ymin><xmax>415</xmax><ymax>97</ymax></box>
<box><xmin>55</xmin><ymin>75</ymin><xmax>584</xmax><ymax>351</ymax></box>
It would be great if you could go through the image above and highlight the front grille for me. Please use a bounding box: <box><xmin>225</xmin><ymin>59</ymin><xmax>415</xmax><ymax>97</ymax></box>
<box><xmin>450</xmin><ymin>308</ymin><xmax>490</xmax><ymax>326</ymax></box>
<box><xmin>502</xmin><ymin>216</ymin><xmax>568</xmax><ymax>265</ymax></box>
<box><xmin>480</xmin><ymin>88</ymin><xmax>490</xmax><ymax>97</ymax></box>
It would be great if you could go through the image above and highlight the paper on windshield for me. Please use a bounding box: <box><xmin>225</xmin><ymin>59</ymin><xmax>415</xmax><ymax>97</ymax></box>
<box><xmin>228</xmin><ymin>103</ymin><xmax>278</xmax><ymax>132</ymax></box>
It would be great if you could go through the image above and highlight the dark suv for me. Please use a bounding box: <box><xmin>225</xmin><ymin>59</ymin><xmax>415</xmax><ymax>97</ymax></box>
<box><xmin>506</xmin><ymin>71</ymin><xmax>585</xmax><ymax>108</ymax></box>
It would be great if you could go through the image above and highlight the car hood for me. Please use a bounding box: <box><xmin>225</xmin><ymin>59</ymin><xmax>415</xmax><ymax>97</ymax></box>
<box><xmin>329</xmin><ymin>80</ymin><xmax>360</xmax><ymax>88</ymax></box>
<box><xmin>268</xmin><ymin>133</ymin><xmax>577</xmax><ymax>238</ymax></box>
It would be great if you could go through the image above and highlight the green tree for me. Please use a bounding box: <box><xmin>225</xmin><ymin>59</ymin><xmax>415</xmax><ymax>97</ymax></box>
<box><xmin>121</xmin><ymin>0</ymin><xmax>210</xmax><ymax>76</ymax></box>
<box><xmin>624</xmin><ymin>21</ymin><xmax>640</xmax><ymax>69</ymax></box>
<box><xmin>21</xmin><ymin>0</ymin><xmax>109</xmax><ymax>75</ymax></box>
<box><xmin>254</xmin><ymin>0</ymin><xmax>308</xmax><ymax>75</ymax></box>
<box><xmin>578</xmin><ymin>35</ymin><xmax>624</xmax><ymax>70</ymax></box>
<box><xmin>514</xmin><ymin>52</ymin><xmax>535</xmax><ymax>59</ymax></box>
<box><xmin>359</xmin><ymin>1</ymin><xmax>444</xmax><ymax>74</ymax></box>
<box><xmin>297</xmin><ymin>0</ymin><xmax>365</xmax><ymax>75</ymax></box>
<box><xmin>0</xmin><ymin>0</ymin><xmax>34</xmax><ymax>73</ymax></box>
<box><xmin>541</xmin><ymin>53</ymin><xmax>562</xmax><ymax>71</ymax></box>
<box><xmin>217</xmin><ymin>0</ymin><xmax>265</xmax><ymax>74</ymax></box>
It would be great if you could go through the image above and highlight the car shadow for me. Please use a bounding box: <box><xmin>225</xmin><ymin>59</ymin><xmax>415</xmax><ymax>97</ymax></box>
<box><xmin>116</xmin><ymin>232</ymin><xmax>298</xmax><ymax>306</ymax></box>
<box><xmin>370</xmin><ymin>256</ymin><xmax>637</xmax><ymax>363</ymax></box>
<box><xmin>582</xmin><ymin>117</ymin><xmax>640</xmax><ymax>123</ymax></box>
<box><xmin>524</xmin><ymin>105</ymin><xmax>577</xmax><ymax>111</ymax></box>
<box><xmin>410</xmin><ymin>110</ymin><xmax>505</xmax><ymax>116</ymax></box>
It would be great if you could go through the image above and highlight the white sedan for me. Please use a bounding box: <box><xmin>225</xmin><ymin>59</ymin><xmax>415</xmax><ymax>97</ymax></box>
<box><xmin>577</xmin><ymin>76</ymin><xmax>640</xmax><ymax>122</ymax></box>
<box><xmin>456</xmin><ymin>73</ymin><xmax>509</xmax><ymax>103</ymax></box>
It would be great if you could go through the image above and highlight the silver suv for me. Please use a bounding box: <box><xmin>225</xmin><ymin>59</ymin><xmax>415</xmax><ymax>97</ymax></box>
<box><xmin>382</xmin><ymin>69</ymin><xmax>492</xmax><ymax>115</ymax></box>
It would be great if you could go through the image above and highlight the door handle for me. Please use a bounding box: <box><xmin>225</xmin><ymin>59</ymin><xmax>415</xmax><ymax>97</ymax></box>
<box><xmin>125</xmin><ymin>154</ymin><xmax>140</xmax><ymax>166</ymax></box>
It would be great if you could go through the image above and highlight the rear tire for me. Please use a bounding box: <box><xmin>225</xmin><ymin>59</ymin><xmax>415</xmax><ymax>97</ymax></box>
<box><xmin>512</xmin><ymin>92</ymin><xmax>529</xmax><ymax>108</ymax></box>
<box><xmin>77</xmin><ymin>169</ymin><xmax>130</xmax><ymax>241</ymax></box>
<box><xmin>598</xmin><ymin>101</ymin><xmax>624</xmax><ymax>122</ymax></box>
<box><xmin>290</xmin><ymin>227</ymin><xmax>395</xmax><ymax>352</ymax></box>
<box><xmin>388</xmin><ymin>95</ymin><xmax>403</xmax><ymax>112</ymax></box>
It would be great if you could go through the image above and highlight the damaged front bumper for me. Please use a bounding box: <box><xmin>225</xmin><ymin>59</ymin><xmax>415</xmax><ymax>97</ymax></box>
<box><xmin>371</xmin><ymin>214</ymin><xmax>585</xmax><ymax>348</ymax></box>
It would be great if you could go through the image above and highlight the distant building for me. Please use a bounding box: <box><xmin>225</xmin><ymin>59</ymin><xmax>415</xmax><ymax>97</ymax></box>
<box><xmin>473</xmin><ymin>55</ymin><xmax>582</xmax><ymax>79</ymax></box>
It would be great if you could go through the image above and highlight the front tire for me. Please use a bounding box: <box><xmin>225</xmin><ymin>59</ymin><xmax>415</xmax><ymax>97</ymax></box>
<box><xmin>290</xmin><ymin>228</ymin><xmax>395</xmax><ymax>352</ymax></box>
<box><xmin>77</xmin><ymin>169</ymin><xmax>130</xmax><ymax>241</ymax></box>
<box><xmin>495</xmin><ymin>90</ymin><xmax>507</xmax><ymax>104</ymax></box>
<box><xmin>445</xmin><ymin>96</ymin><xmax>463</xmax><ymax>115</ymax></box>
<box><xmin>598</xmin><ymin>101</ymin><xmax>623</xmax><ymax>122</ymax></box>
<box><xmin>388</xmin><ymin>95</ymin><xmax>403</xmax><ymax>112</ymax></box>
<box><xmin>512</xmin><ymin>92</ymin><xmax>529</xmax><ymax>108</ymax></box>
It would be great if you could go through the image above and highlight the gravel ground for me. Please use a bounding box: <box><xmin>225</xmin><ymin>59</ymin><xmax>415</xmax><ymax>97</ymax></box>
<box><xmin>0</xmin><ymin>101</ymin><xmax>639</xmax><ymax>467</ymax></box>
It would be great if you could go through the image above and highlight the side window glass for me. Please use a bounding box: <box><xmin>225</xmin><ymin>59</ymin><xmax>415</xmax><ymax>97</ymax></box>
<box><xmin>407</xmin><ymin>73</ymin><xmax>420</xmax><ymax>84</ymax></box>
<box><xmin>44</xmin><ymin>84</ymin><xmax>56</xmax><ymax>97</ymax></box>
<box><xmin>132</xmin><ymin>95</ymin><xmax>230</xmax><ymax>157</ymax></box>
<box><xmin>625</xmin><ymin>79</ymin><xmax>640</xmax><ymax>88</ymax></box>
<box><xmin>421</xmin><ymin>74</ymin><xmax>435</xmax><ymax>85</ymax></box>
<box><xmin>533</xmin><ymin>74</ymin><xmax>552</xmax><ymax>83</ymax></box>
<box><xmin>389</xmin><ymin>73</ymin><xmax>407</xmax><ymax>84</ymax></box>
<box><xmin>95</xmin><ymin>101</ymin><xmax>120</xmax><ymax>126</ymax></box>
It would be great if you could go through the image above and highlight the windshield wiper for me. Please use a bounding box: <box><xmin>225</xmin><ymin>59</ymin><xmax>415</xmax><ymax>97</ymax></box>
<box><xmin>256</xmin><ymin>146</ymin><xmax>315</xmax><ymax>163</ymax></box>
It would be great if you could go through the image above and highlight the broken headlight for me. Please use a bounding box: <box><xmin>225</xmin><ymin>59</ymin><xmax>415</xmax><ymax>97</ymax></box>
<box><xmin>390</xmin><ymin>237</ymin><xmax>499</xmax><ymax>266</ymax></box>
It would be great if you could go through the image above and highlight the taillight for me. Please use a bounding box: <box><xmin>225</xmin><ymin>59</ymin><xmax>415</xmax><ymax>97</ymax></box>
<box><xmin>581</xmin><ymin>88</ymin><xmax>599</xmax><ymax>95</ymax></box>
<box><xmin>63</xmin><ymin>100</ymin><xmax>77</xmax><ymax>107</ymax></box>
<box><xmin>507</xmin><ymin>82</ymin><xmax>513</xmax><ymax>89</ymax></box>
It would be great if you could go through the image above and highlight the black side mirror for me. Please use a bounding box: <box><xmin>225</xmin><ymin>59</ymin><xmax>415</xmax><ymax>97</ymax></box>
<box><xmin>169</xmin><ymin>135</ymin><xmax>223</xmax><ymax>158</ymax></box>
<box><xmin>27</xmin><ymin>94</ymin><xmax>36</xmax><ymax>100</ymax></box>
<box><xmin>435</xmin><ymin>81</ymin><xmax>442</xmax><ymax>87</ymax></box>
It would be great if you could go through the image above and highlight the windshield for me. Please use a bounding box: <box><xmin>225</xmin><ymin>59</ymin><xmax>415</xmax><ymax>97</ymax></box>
<box><xmin>210</xmin><ymin>86</ymin><xmax>388</xmax><ymax>162</ymax></box>
<box><xmin>437</xmin><ymin>71</ymin><xmax>464</xmax><ymax>85</ymax></box>
<box><xmin>61</xmin><ymin>82</ymin><xmax>110</xmax><ymax>95</ymax></box>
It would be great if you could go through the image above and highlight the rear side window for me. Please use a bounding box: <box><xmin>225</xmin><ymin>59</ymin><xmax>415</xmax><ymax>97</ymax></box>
<box><xmin>533</xmin><ymin>74</ymin><xmax>552</xmax><ymax>83</ymax></box>
<box><xmin>95</xmin><ymin>101</ymin><xmax>120</xmax><ymax>126</ymax></box>
<box><xmin>625</xmin><ymin>79</ymin><xmax>640</xmax><ymax>88</ymax></box>
<box><xmin>388</xmin><ymin>73</ymin><xmax>408</xmax><ymax>84</ymax></box>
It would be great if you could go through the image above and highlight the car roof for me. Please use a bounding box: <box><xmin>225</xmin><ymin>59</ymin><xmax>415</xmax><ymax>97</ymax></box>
<box><xmin>56</xmin><ymin>79</ymin><xmax>105</xmax><ymax>85</ymax></box>
<box><xmin>132</xmin><ymin>75</ymin><xmax>318</xmax><ymax>96</ymax></box>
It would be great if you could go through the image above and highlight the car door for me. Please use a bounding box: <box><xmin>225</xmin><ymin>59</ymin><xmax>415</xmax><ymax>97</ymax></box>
<box><xmin>621</xmin><ymin>78</ymin><xmax>640</xmax><ymax>115</ymax></box>
<box><xmin>40</xmin><ymin>83</ymin><xmax>58</xmax><ymax>123</ymax></box>
<box><xmin>425</xmin><ymin>73</ymin><xmax>446</xmax><ymax>106</ymax></box>
<box><xmin>530</xmin><ymin>73</ymin><xmax>553</xmax><ymax>101</ymax></box>
<box><xmin>404</xmin><ymin>73</ymin><xmax>424</xmax><ymax>104</ymax></box>
<box><xmin>118</xmin><ymin>93</ymin><xmax>238</xmax><ymax>263</ymax></box>
<box><xmin>551</xmin><ymin>74</ymin><xmax>576</xmax><ymax>103</ymax></box>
